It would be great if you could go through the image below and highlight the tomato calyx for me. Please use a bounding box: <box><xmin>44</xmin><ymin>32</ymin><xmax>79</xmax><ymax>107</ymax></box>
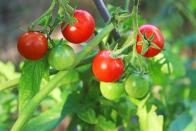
<box><xmin>138</xmin><ymin>32</ymin><xmax>161</xmax><ymax>55</ymax></box>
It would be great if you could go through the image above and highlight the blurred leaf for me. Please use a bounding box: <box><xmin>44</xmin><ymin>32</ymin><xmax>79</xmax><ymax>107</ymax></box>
<box><xmin>183</xmin><ymin>102</ymin><xmax>196</xmax><ymax>131</ymax></box>
<box><xmin>163</xmin><ymin>50</ymin><xmax>186</xmax><ymax>77</ymax></box>
<box><xmin>190</xmin><ymin>0</ymin><xmax>196</xmax><ymax>11</ymax></box>
<box><xmin>137</xmin><ymin>105</ymin><xmax>163</xmax><ymax>131</ymax></box>
<box><xmin>77</xmin><ymin>108</ymin><xmax>98</xmax><ymax>124</ymax></box>
<box><xmin>95</xmin><ymin>115</ymin><xmax>117</xmax><ymax>131</ymax></box>
<box><xmin>23</xmin><ymin>107</ymin><xmax>61</xmax><ymax>131</ymax></box>
<box><xmin>59</xmin><ymin>92</ymin><xmax>80</xmax><ymax>122</ymax></box>
<box><xmin>168</xmin><ymin>113</ymin><xmax>192</xmax><ymax>131</ymax></box>
<box><xmin>148</xmin><ymin>60</ymin><xmax>166</xmax><ymax>84</ymax></box>
<box><xmin>0</xmin><ymin>61</ymin><xmax>20</xmax><ymax>81</ymax></box>
<box><xmin>183</xmin><ymin>33</ymin><xmax>196</xmax><ymax>46</ymax></box>
<box><xmin>184</xmin><ymin>121</ymin><xmax>196</xmax><ymax>131</ymax></box>
<box><xmin>60</xmin><ymin>70</ymin><xmax>80</xmax><ymax>86</ymax></box>
<box><xmin>0</xmin><ymin>123</ymin><xmax>8</xmax><ymax>131</ymax></box>
<box><xmin>19</xmin><ymin>58</ymin><xmax>49</xmax><ymax>112</ymax></box>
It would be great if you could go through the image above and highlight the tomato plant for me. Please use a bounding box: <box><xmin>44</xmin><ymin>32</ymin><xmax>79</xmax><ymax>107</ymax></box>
<box><xmin>92</xmin><ymin>50</ymin><xmax>124</xmax><ymax>82</ymax></box>
<box><xmin>136</xmin><ymin>24</ymin><xmax>164</xmax><ymax>57</ymax></box>
<box><xmin>61</xmin><ymin>9</ymin><xmax>95</xmax><ymax>44</ymax></box>
<box><xmin>17</xmin><ymin>32</ymin><xmax>48</xmax><ymax>60</ymax></box>
<box><xmin>48</xmin><ymin>44</ymin><xmax>76</xmax><ymax>70</ymax></box>
<box><xmin>1</xmin><ymin>0</ymin><xmax>192</xmax><ymax>131</ymax></box>
<box><xmin>100</xmin><ymin>82</ymin><xmax>124</xmax><ymax>100</ymax></box>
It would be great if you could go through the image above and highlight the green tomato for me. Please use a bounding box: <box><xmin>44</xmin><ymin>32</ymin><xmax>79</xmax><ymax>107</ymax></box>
<box><xmin>100</xmin><ymin>82</ymin><xmax>125</xmax><ymax>100</ymax></box>
<box><xmin>48</xmin><ymin>44</ymin><xmax>76</xmax><ymax>70</ymax></box>
<box><xmin>125</xmin><ymin>75</ymin><xmax>149</xmax><ymax>99</ymax></box>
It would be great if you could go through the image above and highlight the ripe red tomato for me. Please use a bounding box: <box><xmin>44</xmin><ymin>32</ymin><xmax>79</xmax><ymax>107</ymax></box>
<box><xmin>92</xmin><ymin>50</ymin><xmax>124</xmax><ymax>82</ymax></box>
<box><xmin>61</xmin><ymin>9</ymin><xmax>95</xmax><ymax>44</ymax></box>
<box><xmin>17</xmin><ymin>32</ymin><xmax>48</xmax><ymax>60</ymax></box>
<box><xmin>136</xmin><ymin>24</ymin><xmax>164</xmax><ymax>57</ymax></box>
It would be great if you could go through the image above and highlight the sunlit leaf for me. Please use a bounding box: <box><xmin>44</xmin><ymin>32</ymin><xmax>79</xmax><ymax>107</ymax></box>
<box><xmin>137</xmin><ymin>105</ymin><xmax>164</xmax><ymax>131</ymax></box>
<box><xmin>19</xmin><ymin>58</ymin><xmax>49</xmax><ymax>112</ymax></box>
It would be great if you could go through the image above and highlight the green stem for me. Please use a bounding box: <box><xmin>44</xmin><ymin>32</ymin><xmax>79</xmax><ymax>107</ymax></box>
<box><xmin>11</xmin><ymin>71</ymin><xmax>68</xmax><ymax>131</ymax></box>
<box><xmin>29</xmin><ymin>0</ymin><xmax>56</xmax><ymax>30</ymax></box>
<box><xmin>66</xmin><ymin>4</ymin><xmax>74</xmax><ymax>14</ymax></box>
<box><xmin>175</xmin><ymin>2</ymin><xmax>196</xmax><ymax>29</ymax></box>
<box><xmin>111</xmin><ymin>39</ymin><xmax>134</xmax><ymax>57</ymax></box>
<box><xmin>131</xmin><ymin>0</ymin><xmax>140</xmax><ymax>63</ymax></box>
<box><xmin>57</xmin><ymin>0</ymin><xmax>74</xmax><ymax>15</ymax></box>
<box><xmin>125</xmin><ymin>0</ymin><xmax>130</xmax><ymax>11</ymax></box>
<box><xmin>0</xmin><ymin>78</ymin><xmax>19</xmax><ymax>91</ymax></box>
<box><xmin>0</xmin><ymin>53</ymin><xmax>97</xmax><ymax>92</ymax></box>
<box><xmin>76</xmin><ymin>51</ymin><xmax>97</xmax><ymax>67</ymax></box>
<box><xmin>74</xmin><ymin>23</ymin><xmax>114</xmax><ymax>66</ymax></box>
<box><xmin>11</xmin><ymin>23</ymin><xmax>114</xmax><ymax>131</ymax></box>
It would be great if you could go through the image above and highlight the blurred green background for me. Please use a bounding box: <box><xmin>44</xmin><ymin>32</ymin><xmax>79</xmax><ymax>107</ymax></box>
<box><xmin>0</xmin><ymin>0</ymin><xmax>196</xmax><ymax>130</ymax></box>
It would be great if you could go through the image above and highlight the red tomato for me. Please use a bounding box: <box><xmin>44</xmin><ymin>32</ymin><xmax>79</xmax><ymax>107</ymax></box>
<box><xmin>61</xmin><ymin>9</ymin><xmax>95</xmax><ymax>44</ymax></box>
<box><xmin>92</xmin><ymin>50</ymin><xmax>124</xmax><ymax>82</ymax></box>
<box><xmin>136</xmin><ymin>24</ymin><xmax>164</xmax><ymax>57</ymax></box>
<box><xmin>17</xmin><ymin>32</ymin><xmax>48</xmax><ymax>60</ymax></box>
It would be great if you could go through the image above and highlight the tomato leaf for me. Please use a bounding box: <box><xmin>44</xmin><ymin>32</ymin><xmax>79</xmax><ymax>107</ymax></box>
<box><xmin>163</xmin><ymin>51</ymin><xmax>185</xmax><ymax>77</ymax></box>
<box><xmin>137</xmin><ymin>105</ymin><xmax>164</xmax><ymax>131</ymax></box>
<box><xmin>19</xmin><ymin>58</ymin><xmax>49</xmax><ymax>112</ymax></box>
<box><xmin>60</xmin><ymin>70</ymin><xmax>80</xmax><ymax>86</ymax></box>
<box><xmin>77</xmin><ymin>108</ymin><xmax>98</xmax><ymax>124</ymax></box>
<box><xmin>23</xmin><ymin>106</ymin><xmax>61</xmax><ymax>131</ymax></box>
<box><xmin>168</xmin><ymin>112</ymin><xmax>192</xmax><ymax>131</ymax></box>
<box><xmin>58</xmin><ymin>92</ymin><xmax>80</xmax><ymax>122</ymax></box>
<box><xmin>38</xmin><ymin>13</ymin><xmax>52</xmax><ymax>26</ymax></box>
<box><xmin>95</xmin><ymin>115</ymin><xmax>117</xmax><ymax>131</ymax></box>
<box><xmin>0</xmin><ymin>61</ymin><xmax>20</xmax><ymax>80</ymax></box>
<box><xmin>148</xmin><ymin>60</ymin><xmax>167</xmax><ymax>85</ymax></box>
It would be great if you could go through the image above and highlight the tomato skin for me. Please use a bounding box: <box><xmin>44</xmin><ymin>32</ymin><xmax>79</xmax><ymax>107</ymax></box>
<box><xmin>125</xmin><ymin>75</ymin><xmax>149</xmax><ymax>99</ymax></box>
<box><xmin>92</xmin><ymin>50</ymin><xmax>124</xmax><ymax>82</ymax></box>
<box><xmin>100</xmin><ymin>82</ymin><xmax>124</xmax><ymax>100</ymax></box>
<box><xmin>48</xmin><ymin>44</ymin><xmax>76</xmax><ymax>70</ymax></box>
<box><xmin>17</xmin><ymin>32</ymin><xmax>48</xmax><ymax>60</ymax></box>
<box><xmin>136</xmin><ymin>24</ymin><xmax>164</xmax><ymax>57</ymax></box>
<box><xmin>62</xmin><ymin>9</ymin><xmax>95</xmax><ymax>44</ymax></box>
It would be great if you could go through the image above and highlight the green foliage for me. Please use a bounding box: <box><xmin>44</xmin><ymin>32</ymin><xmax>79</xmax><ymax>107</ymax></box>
<box><xmin>19</xmin><ymin>58</ymin><xmax>49</xmax><ymax>111</ymax></box>
<box><xmin>77</xmin><ymin>108</ymin><xmax>98</xmax><ymax>124</ymax></box>
<box><xmin>0</xmin><ymin>61</ymin><xmax>20</xmax><ymax>81</ymax></box>
<box><xmin>23</xmin><ymin>107</ymin><xmax>61</xmax><ymax>131</ymax></box>
<box><xmin>137</xmin><ymin>105</ymin><xmax>163</xmax><ymax>131</ymax></box>
<box><xmin>95</xmin><ymin>116</ymin><xmax>117</xmax><ymax>131</ymax></box>
<box><xmin>168</xmin><ymin>102</ymin><xmax>196</xmax><ymax>131</ymax></box>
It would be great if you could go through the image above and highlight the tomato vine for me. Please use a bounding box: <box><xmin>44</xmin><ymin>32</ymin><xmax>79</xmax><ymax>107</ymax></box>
<box><xmin>0</xmin><ymin>0</ymin><xmax>178</xmax><ymax>130</ymax></box>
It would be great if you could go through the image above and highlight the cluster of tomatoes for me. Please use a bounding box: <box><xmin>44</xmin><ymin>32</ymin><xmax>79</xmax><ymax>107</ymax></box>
<box><xmin>18</xmin><ymin>10</ymin><xmax>95</xmax><ymax>69</ymax></box>
<box><xmin>17</xmin><ymin>9</ymin><xmax>164</xmax><ymax>100</ymax></box>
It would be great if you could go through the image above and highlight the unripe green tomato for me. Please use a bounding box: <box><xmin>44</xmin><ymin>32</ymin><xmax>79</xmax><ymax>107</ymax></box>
<box><xmin>48</xmin><ymin>44</ymin><xmax>76</xmax><ymax>70</ymax></box>
<box><xmin>125</xmin><ymin>75</ymin><xmax>149</xmax><ymax>99</ymax></box>
<box><xmin>100</xmin><ymin>82</ymin><xmax>125</xmax><ymax>100</ymax></box>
